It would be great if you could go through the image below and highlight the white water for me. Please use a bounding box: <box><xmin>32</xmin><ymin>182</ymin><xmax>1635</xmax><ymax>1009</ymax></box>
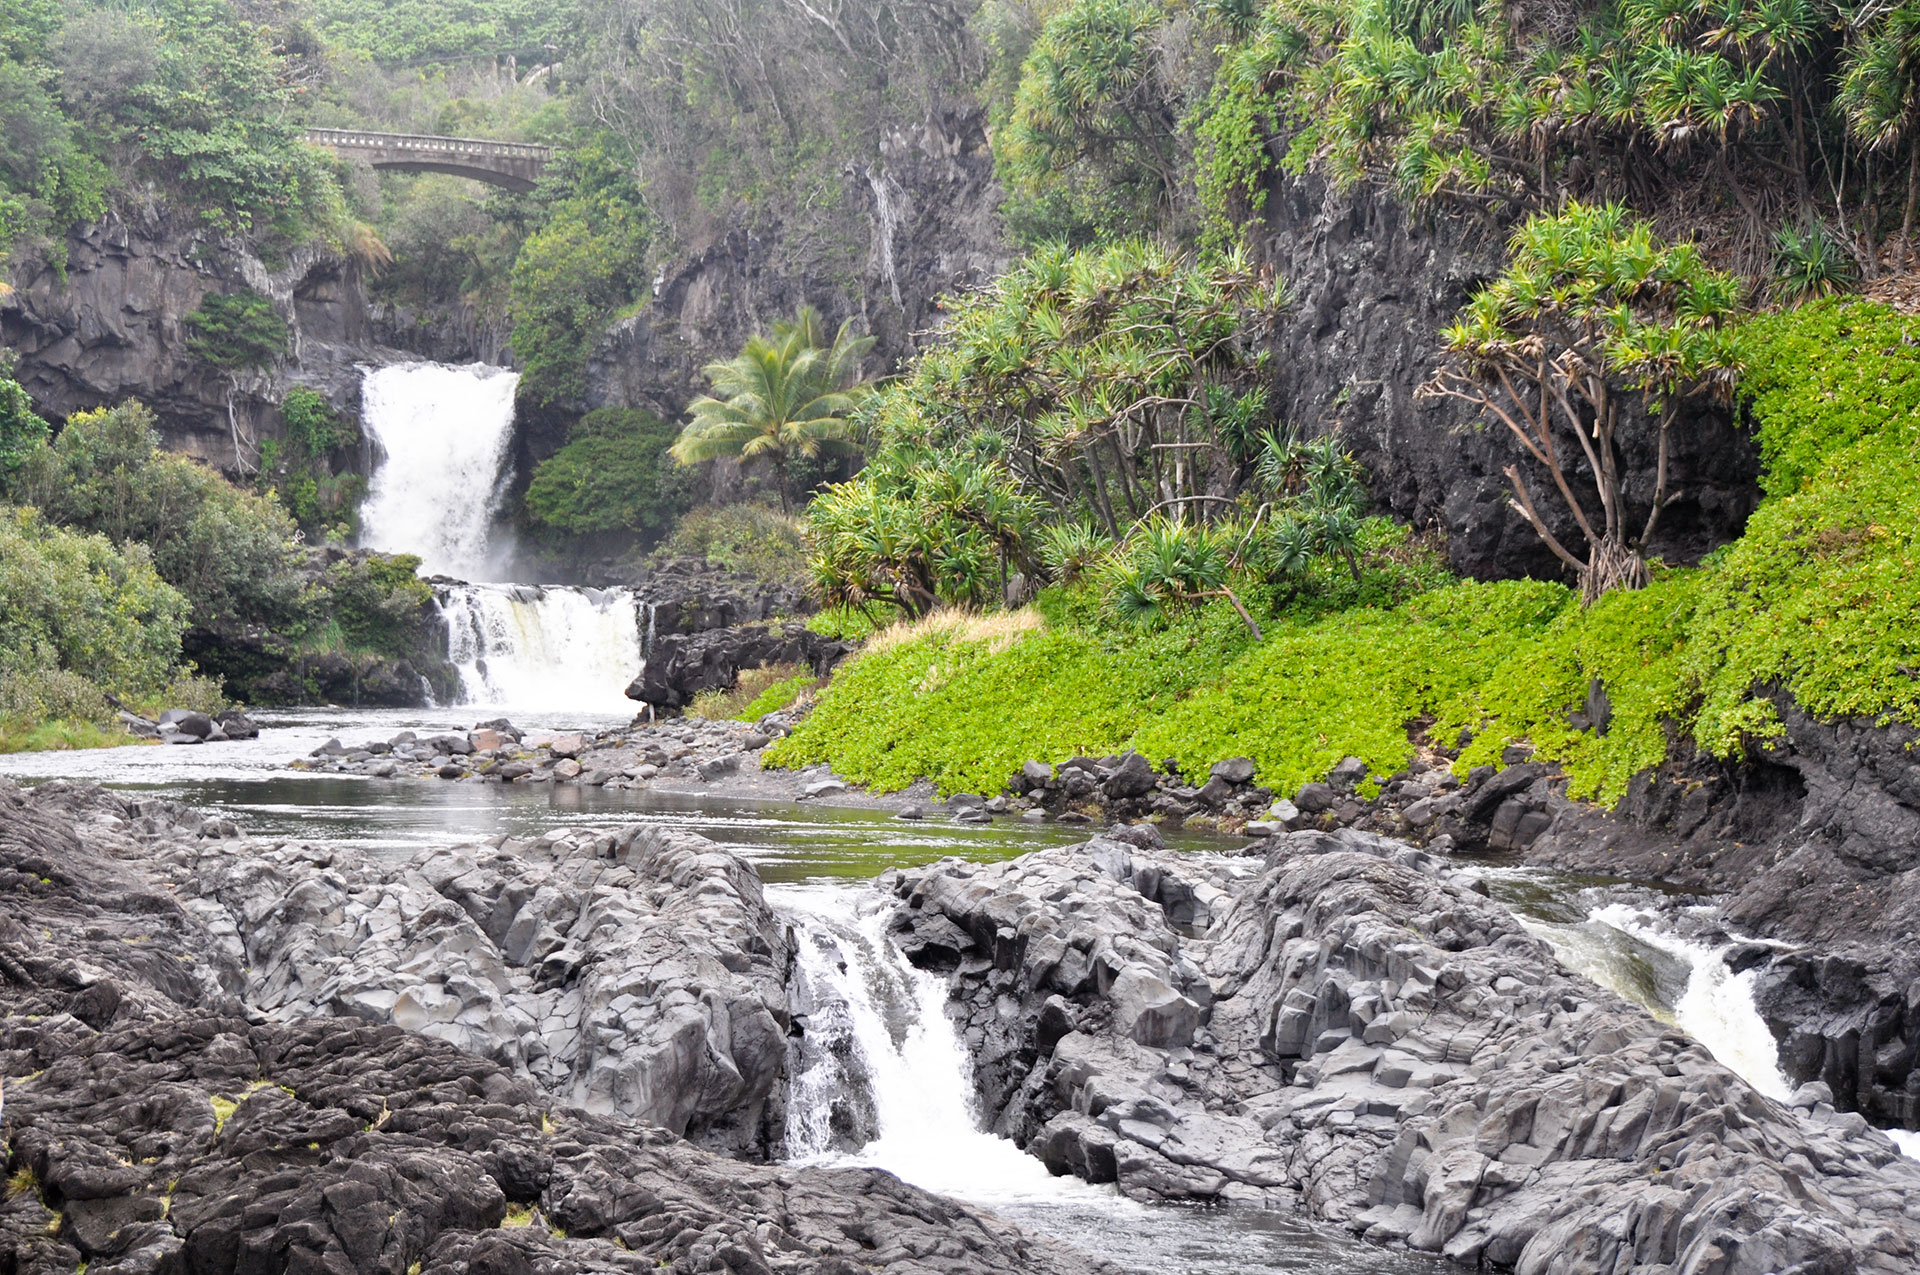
<box><xmin>779</xmin><ymin>883</ymin><xmax>1115</xmax><ymax>1207</ymax></box>
<box><xmin>1892</xmin><ymin>1130</ymin><xmax>1920</xmax><ymax>1161</ymax></box>
<box><xmin>438</xmin><ymin>583</ymin><xmax>643</xmax><ymax>716</ymax></box>
<box><xmin>358</xmin><ymin>362</ymin><xmax>519</xmax><ymax>580</ymax></box>
<box><xmin>1515</xmin><ymin>893</ymin><xmax>1791</xmax><ymax>1099</ymax></box>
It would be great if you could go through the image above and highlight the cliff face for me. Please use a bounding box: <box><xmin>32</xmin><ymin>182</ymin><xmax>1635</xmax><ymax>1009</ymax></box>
<box><xmin>1254</xmin><ymin>173</ymin><xmax>1761</xmax><ymax>581</ymax></box>
<box><xmin>0</xmin><ymin>205</ymin><xmax>508</xmax><ymax>476</ymax></box>
<box><xmin>583</xmin><ymin>103</ymin><xmax>1009</xmax><ymax>428</ymax></box>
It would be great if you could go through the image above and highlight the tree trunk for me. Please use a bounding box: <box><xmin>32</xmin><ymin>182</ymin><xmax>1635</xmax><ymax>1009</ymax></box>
<box><xmin>1581</xmin><ymin>535</ymin><xmax>1650</xmax><ymax>605</ymax></box>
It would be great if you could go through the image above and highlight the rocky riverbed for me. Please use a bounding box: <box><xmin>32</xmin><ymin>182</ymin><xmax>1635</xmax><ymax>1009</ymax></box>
<box><xmin>0</xmin><ymin>776</ymin><xmax>1115</xmax><ymax>1275</ymax></box>
<box><xmin>885</xmin><ymin>825</ymin><xmax>1920</xmax><ymax>1271</ymax></box>
<box><xmin>8</xmin><ymin>767</ymin><xmax>1919</xmax><ymax>1275</ymax></box>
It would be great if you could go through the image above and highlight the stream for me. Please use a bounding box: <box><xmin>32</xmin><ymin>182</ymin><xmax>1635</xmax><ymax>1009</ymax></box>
<box><xmin>6</xmin><ymin>359</ymin><xmax>1908</xmax><ymax>1273</ymax></box>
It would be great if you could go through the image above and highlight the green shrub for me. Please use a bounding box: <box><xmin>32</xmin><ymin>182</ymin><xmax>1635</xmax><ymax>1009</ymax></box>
<box><xmin>524</xmin><ymin>408</ymin><xmax>690</xmax><ymax>540</ymax></box>
<box><xmin>0</xmin><ymin>362</ymin><xmax>48</xmax><ymax>473</ymax></box>
<box><xmin>7</xmin><ymin>400</ymin><xmax>307</xmax><ymax>629</ymax></box>
<box><xmin>0</xmin><ymin>505</ymin><xmax>189</xmax><ymax>700</ymax></box>
<box><xmin>325</xmin><ymin>553</ymin><xmax>436</xmax><ymax>657</ymax></box>
<box><xmin>262</xmin><ymin>388</ymin><xmax>364</xmax><ymax>539</ymax></box>
<box><xmin>1739</xmin><ymin>299</ymin><xmax>1920</xmax><ymax>496</ymax></box>
<box><xmin>184</xmin><ymin>291</ymin><xmax>288</xmax><ymax>370</ymax></box>
<box><xmin>768</xmin><ymin>581</ymin><xmax>1571</xmax><ymax>797</ymax></box>
<box><xmin>662</xmin><ymin>504</ymin><xmax>808</xmax><ymax>583</ymax></box>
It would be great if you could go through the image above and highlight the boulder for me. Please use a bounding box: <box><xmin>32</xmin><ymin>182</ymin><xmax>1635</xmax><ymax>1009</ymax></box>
<box><xmin>626</xmin><ymin>622</ymin><xmax>852</xmax><ymax>714</ymax></box>
<box><xmin>156</xmin><ymin>709</ymin><xmax>215</xmax><ymax>739</ymax></box>
<box><xmin>1326</xmin><ymin>756</ymin><xmax>1369</xmax><ymax>790</ymax></box>
<box><xmin>1210</xmin><ymin>757</ymin><xmax>1256</xmax><ymax>785</ymax></box>
<box><xmin>1103</xmin><ymin>752</ymin><xmax>1159</xmax><ymax>799</ymax></box>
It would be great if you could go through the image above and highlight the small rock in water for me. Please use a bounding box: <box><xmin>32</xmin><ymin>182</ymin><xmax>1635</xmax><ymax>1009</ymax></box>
<box><xmin>985</xmin><ymin>795</ymin><xmax>1010</xmax><ymax>813</ymax></box>
<box><xmin>552</xmin><ymin>758</ymin><xmax>583</xmax><ymax>781</ymax></box>
<box><xmin>954</xmin><ymin>807</ymin><xmax>992</xmax><ymax>824</ymax></box>
<box><xmin>1243</xmin><ymin>821</ymin><xmax>1280</xmax><ymax>837</ymax></box>
<box><xmin>1021</xmin><ymin>808</ymin><xmax>1047</xmax><ymax>822</ymax></box>
<box><xmin>436</xmin><ymin>762</ymin><xmax>467</xmax><ymax>779</ymax></box>
<box><xmin>897</xmin><ymin>805</ymin><xmax>924</xmax><ymax>820</ymax></box>
<box><xmin>635</xmin><ymin>763</ymin><xmax>659</xmax><ymax>780</ymax></box>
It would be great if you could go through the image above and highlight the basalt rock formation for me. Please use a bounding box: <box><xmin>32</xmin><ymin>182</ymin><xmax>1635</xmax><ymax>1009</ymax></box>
<box><xmin>627</xmin><ymin>623</ymin><xmax>852</xmax><ymax>716</ymax></box>
<box><xmin>885</xmin><ymin>826</ymin><xmax>1920</xmax><ymax>1272</ymax></box>
<box><xmin>0</xmin><ymin>777</ymin><xmax>1113</xmax><ymax>1275</ymax></box>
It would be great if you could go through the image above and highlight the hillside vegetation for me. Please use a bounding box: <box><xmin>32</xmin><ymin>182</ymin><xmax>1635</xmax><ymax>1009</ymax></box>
<box><xmin>773</xmin><ymin>300</ymin><xmax>1920</xmax><ymax>799</ymax></box>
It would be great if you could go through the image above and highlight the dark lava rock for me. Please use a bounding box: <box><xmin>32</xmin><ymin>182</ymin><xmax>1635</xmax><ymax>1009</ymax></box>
<box><xmin>627</xmin><ymin>623</ymin><xmax>850</xmax><ymax>715</ymax></box>
<box><xmin>884</xmin><ymin>828</ymin><xmax>1920</xmax><ymax>1271</ymax></box>
<box><xmin>0</xmin><ymin>777</ymin><xmax>1113</xmax><ymax>1275</ymax></box>
<box><xmin>1103</xmin><ymin>752</ymin><xmax>1159</xmax><ymax>800</ymax></box>
<box><xmin>157</xmin><ymin>709</ymin><xmax>215</xmax><ymax>739</ymax></box>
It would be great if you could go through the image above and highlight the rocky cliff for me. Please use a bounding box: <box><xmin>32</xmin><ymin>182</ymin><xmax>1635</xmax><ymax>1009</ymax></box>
<box><xmin>0</xmin><ymin>205</ymin><xmax>506</xmax><ymax>477</ymax></box>
<box><xmin>1254</xmin><ymin>171</ymin><xmax>1761</xmax><ymax>582</ymax></box>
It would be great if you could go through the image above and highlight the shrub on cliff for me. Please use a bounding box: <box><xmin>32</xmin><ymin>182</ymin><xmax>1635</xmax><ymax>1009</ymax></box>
<box><xmin>0</xmin><ymin>363</ymin><xmax>48</xmax><ymax>473</ymax></box>
<box><xmin>524</xmin><ymin>408</ymin><xmax>690</xmax><ymax>541</ymax></box>
<box><xmin>184</xmin><ymin>291</ymin><xmax>289</xmax><ymax>371</ymax></box>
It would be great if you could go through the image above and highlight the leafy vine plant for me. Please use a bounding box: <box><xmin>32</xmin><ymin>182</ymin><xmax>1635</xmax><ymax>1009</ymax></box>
<box><xmin>1419</xmin><ymin>202</ymin><xmax>1745</xmax><ymax>602</ymax></box>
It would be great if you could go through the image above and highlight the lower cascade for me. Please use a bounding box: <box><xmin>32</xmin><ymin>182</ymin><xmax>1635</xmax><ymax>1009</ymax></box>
<box><xmin>436</xmin><ymin>582</ymin><xmax>643</xmax><ymax>716</ymax></box>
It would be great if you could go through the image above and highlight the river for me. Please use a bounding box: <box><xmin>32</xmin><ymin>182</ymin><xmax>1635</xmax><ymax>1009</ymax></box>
<box><xmin>6</xmin><ymin>358</ymin><xmax>1907</xmax><ymax>1273</ymax></box>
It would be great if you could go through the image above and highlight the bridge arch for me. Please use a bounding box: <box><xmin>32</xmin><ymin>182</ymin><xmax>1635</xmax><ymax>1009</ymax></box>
<box><xmin>304</xmin><ymin>129</ymin><xmax>552</xmax><ymax>193</ymax></box>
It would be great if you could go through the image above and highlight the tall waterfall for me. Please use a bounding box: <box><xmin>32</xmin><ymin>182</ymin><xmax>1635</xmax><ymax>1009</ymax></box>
<box><xmin>438</xmin><ymin>583</ymin><xmax>643</xmax><ymax>717</ymax></box>
<box><xmin>358</xmin><ymin>362</ymin><xmax>519</xmax><ymax>581</ymax></box>
<box><xmin>356</xmin><ymin>361</ymin><xmax>645</xmax><ymax>716</ymax></box>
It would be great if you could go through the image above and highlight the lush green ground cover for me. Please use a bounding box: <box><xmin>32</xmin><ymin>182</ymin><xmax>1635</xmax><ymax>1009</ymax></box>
<box><xmin>772</xmin><ymin>300</ymin><xmax>1920</xmax><ymax>802</ymax></box>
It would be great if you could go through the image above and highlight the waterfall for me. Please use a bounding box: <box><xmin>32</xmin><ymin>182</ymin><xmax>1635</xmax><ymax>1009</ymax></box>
<box><xmin>358</xmin><ymin>361</ymin><xmax>519</xmax><ymax>580</ymax></box>
<box><xmin>776</xmin><ymin>883</ymin><xmax>1108</xmax><ymax>1206</ymax></box>
<box><xmin>1513</xmin><ymin>893</ymin><xmax>1791</xmax><ymax>1100</ymax></box>
<box><xmin>437</xmin><ymin>583</ymin><xmax>643</xmax><ymax>716</ymax></box>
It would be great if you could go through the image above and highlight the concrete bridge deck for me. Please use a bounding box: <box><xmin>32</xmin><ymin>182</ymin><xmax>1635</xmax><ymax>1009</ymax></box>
<box><xmin>304</xmin><ymin>128</ymin><xmax>552</xmax><ymax>193</ymax></box>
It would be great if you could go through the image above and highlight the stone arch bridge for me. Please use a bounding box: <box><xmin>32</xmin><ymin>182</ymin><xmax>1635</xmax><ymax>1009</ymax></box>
<box><xmin>304</xmin><ymin>129</ymin><xmax>552</xmax><ymax>193</ymax></box>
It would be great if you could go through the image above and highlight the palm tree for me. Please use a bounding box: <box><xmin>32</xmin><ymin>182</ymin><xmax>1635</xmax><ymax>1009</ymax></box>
<box><xmin>669</xmin><ymin>306</ymin><xmax>876</xmax><ymax>510</ymax></box>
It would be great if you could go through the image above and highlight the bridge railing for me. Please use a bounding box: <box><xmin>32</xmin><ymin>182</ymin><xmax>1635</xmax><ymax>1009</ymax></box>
<box><xmin>303</xmin><ymin>128</ymin><xmax>554</xmax><ymax>162</ymax></box>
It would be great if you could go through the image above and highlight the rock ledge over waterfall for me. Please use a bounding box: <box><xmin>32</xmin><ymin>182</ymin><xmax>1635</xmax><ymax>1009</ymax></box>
<box><xmin>887</xmin><ymin>827</ymin><xmax>1920</xmax><ymax>1272</ymax></box>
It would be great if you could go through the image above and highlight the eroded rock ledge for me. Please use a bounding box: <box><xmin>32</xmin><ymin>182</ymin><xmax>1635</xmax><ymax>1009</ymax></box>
<box><xmin>886</xmin><ymin>827</ymin><xmax>1920</xmax><ymax>1273</ymax></box>
<box><xmin>0</xmin><ymin>778</ymin><xmax>1113</xmax><ymax>1275</ymax></box>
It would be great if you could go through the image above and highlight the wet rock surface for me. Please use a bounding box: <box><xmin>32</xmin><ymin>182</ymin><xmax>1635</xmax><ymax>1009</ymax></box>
<box><xmin>0</xmin><ymin>777</ymin><xmax>1115</xmax><ymax>1275</ymax></box>
<box><xmin>886</xmin><ymin>827</ymin><xmax>1920</xmax><ymax>1271</ymax></box>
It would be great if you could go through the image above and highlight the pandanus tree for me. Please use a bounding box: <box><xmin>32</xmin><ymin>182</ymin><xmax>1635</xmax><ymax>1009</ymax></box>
<box><xmin>1419</xmin><ymin>203</ymin><xmax>1744</xmax><ymax>602</ymax></box>
<box><xmin>669</xmin><ymin>306</ymin><xmax>875</xmax><ymax>510</ymax></box>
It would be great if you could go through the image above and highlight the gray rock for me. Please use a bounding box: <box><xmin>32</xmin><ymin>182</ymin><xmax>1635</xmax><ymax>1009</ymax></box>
<box><xmin>437</xmin><ymin>763</ymin><xmax>467</xmax><ymax>779</ymax></box>
<box><xmin>156</xmin><ymin>708</ymin><xmax>215</xmax><ymax>739</ymax></box>
<box><xmin>1326</xmin><ymin>756</ymin><xmax>1369</xmax><ymax>789</ymax></box>
<box><xmin>885</xmin><ymin>830</ymin><xmax>1920</xmax><ymax>1271</ymax></box>
<box><xmin>1022</xmin><ymin>760</ymin><xmax>1055</xmax><ymax>789</ymax></box>
<box><xmin>1210</xmin><ymin>757</ymin><xmax>1256</xmax><ymax>785</ymax></box>
<box><xmin>696</xmin><ymin>753</ymin><xmax>740</xmax><ymax>781</ymax></box>
<box><xmin>425</xmin><ymin>732</ymin><xmax>474</xmax><ymax>757</ymax></box>
<box><xmin>1104</xmin><ymin>751</ymin><xmax>1159</xmax><ymax>799</ymax></box>
<box><xmin>804</xmin><ymin>778</ymin><xmax>849</xmax><ymax>798</ymax></box>
<box><xmin>897</xmin><ymin>805</ymin><xmax>925</xmax><ymax>820</ymax></box>
<box><xmin>1294</xmin><ymin>781</ymin><xmax>1336</xmax><ymax>813</ymax></box>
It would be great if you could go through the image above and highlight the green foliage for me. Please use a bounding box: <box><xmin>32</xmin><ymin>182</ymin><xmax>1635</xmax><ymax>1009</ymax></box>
<box><xmin>1737</xmin><ymin>299</ymin><xmax>1920</xmax><ymax>496</ymax></box>
<box><xmin>767</xmin><ymin>579</ymin><xmax>1569</xmax><ymax>797</ymax></box>
<box><xmin>6</xmin><ymin>400</ymin><xmax>307</xmax><ymax>630</ymax></box>
<box><xmin>184</xmin><ymin>292</ymin><xmax>289</xmax><ymax>371</ymax></box>
<box><xmin>524</xmin><ymin>408</ymin><xmax>690</xmax><ymax>540</ymax></box>
<box><xmin>0</xmin><ymin>363</ymin><xmax>49</xmax><ymax>473</ymax></box>
<box><xmin>1771</xmin><ymin>222</ymin><xmax>1857</xmax><ymax>304</ymax></box>
<box><xmin>671</xmin><ymin>307</ymin><xmax>875</xmax><ymax>509</ymax></box>
<box><xmin>807</xmin><ymin>454</ymin><xmax>1042</xmax><ymax>617</ymax></box>
<box><xmin>806</xmin><ymin>605</ymin><xmax>882</xmax><ymax>642</ymax></box>
<box><xmin>999</xmin><ymin>0</ymin><xmax>1184</xmax><ymax>243</ymax></box>
<box><xmin>303</xmin><ymin>0</ymin><xmax>581</xmax><ymax>62</ymax></box>
<box><xmin>1443</xmin><ymin>572</ymin><xmax>1702</xmax><ymax>802</ymax></box>
<box><xmin>661</xmin><ymin>504</ymin><xmax>809</xmax><ymax>583</ymax></box>
<box><xmin>733</xmin><ymin>671</ymin><xmax>820</xmax><ymax>720</ymax></box>
<box><xmin>325</xmin><ymin>553</ymin><xmax>437</xmax><ymax>656</ymax></box>
<box><xmin>261</xmin><ymin>387</ymin><xmax>363</xmax><ymax>538</ymax></box>
<box><xmin>0</xmin><ymin>505</ymin><xmax>189</xmax><ymax>703</ymax></box>
<box><xmin>509</xmin><ymin>137</ymin><xmax>653</xmax><ymax>408</ymax></box>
